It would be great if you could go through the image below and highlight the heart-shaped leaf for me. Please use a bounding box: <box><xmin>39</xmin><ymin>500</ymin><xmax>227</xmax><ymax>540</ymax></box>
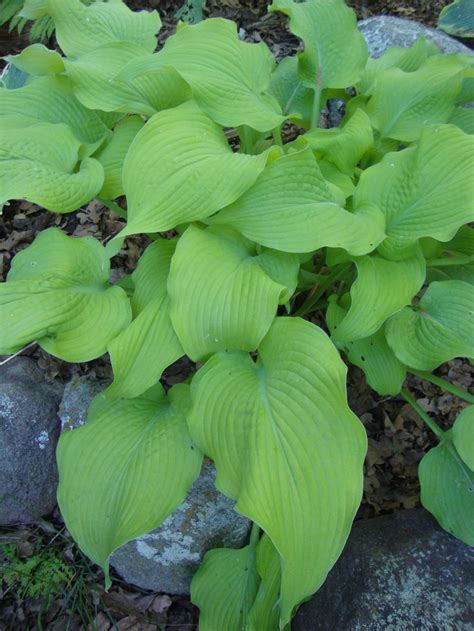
<box><xmin>120</xmin><ymin>101</ymin><xmax>271</xmax><ymax>236</ymax></box>
<box><xmin>0</xmin><ymin>229</ymin><xmax>131</xmax><ymax>362</ymax></box>
<box><xmin>269</xmin><ymin>0</ymin><xmax>367</xmax><ymax>90</ymax></box>
<box><xmin>331</xmin><ymin>250</ymin><xmax>426</xmax><ymax>344</ymax></box>
<box><xmin>168</xmin><ymin>225</ymin><xmax>298</xmax><ymax>361</ymax></box>
<box><xmin>354</xmin><ymin>125</ymin><xmax>474</xmax><ymax>260</ymax></box>
<box><xmin>107</xmin><ymin>239</ymin><xmax>183</xmax><ymax>399</ymax></box>
<box><xmin>386</xmin><ymin>280</ymin><xmax>474</xmax><ymax>370</ymax></box>
<box><xmin>188</xmin><ymin>317</ymin><xmax>367</xmax><ymax>626</ymax></box>
<box><xmin>57</xmin><ymin>383</ymin><xmax>203</xmax><ymax>584</ymax></box>
<box><xmin>210</xmin><ymin>143</ymin><xmax>385</xmax><ymax>255</ymax></box>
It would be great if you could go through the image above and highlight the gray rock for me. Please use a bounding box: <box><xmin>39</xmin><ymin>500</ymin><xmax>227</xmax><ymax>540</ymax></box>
<box><xmin>293</xmin><ymin>509</ymin><xmax>474</xmax><ymax>631</ymax></box>
<box><xmin>359</xmin><ymin>16</ymin><xmax>473</xmax><ymax>57</ymax></box>
<box><xmin>110</xmin><ymin>460</ymin><xmax>251</xmax><ymax>594</ymax></box>
<box><xmin>0</xmin><ymin>358</ymin><xmax>62</xmax><ymax>525</ymax></box>
<box><xmin>59</xmin><ymin>374</ymin><xmax>108</xmax><ymax>431</ymax></box>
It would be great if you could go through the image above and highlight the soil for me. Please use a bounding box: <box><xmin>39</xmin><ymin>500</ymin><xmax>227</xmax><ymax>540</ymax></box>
<box><xmin>1</xmin><ymin>1</ymin><xmax>472</xmax><ymax>629</ymax></box>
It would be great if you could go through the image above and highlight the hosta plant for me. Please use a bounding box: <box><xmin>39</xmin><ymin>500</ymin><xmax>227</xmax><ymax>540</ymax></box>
<box><xmin>1</xmin><ymin>0</ymin><xmax>473</xmax><ymax>628</ymax></box>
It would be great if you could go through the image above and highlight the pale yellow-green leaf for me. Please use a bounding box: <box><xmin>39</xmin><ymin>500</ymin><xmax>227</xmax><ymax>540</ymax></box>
<box><xmin>269</xmin><ymin>0</ymin><xmax>368</xmax><ymax>90</ymax></box>
<box><xmin>22</xmin><ymin>0</ymin><xmax>161</xmax><ymax>58</ymax></box>
<box><xmin>188</xmin><ymin>317</ymin><xmax>366</xmax><ymax>626</ymax></box>
<box><xmin>247</xmin><ymin>535</ymin><xmax>281</xmax><ymax>631</ymax></box>
<box><xmin>95</xmin><ymin>115</ymin><xmax>144</xmax><ymax>200</ymax></box>
<box><xmin>120</xmin><ymin>102</ymin><xmax>271</xmax><ymax>236</ymax></box>
<box><xmin>210</xmin><ymin>143</ymin><xmax>384</xmax><ymax>255</ymax></box>
<box><xmin>0</xmin><ymin>229</ymin><xmax>131</xmax><ymax>362</ymax></box>
<box><xmin>386</xmin><ymin>280</ymin><xmax>474</xmax><ymax>370</ymax></box>
<box><xmin>57</xmin><ymin>384</ymin><xmax>203</xmax><ymax>584</ymax></box>
<box><xmin>419</xmin><ymin>430</ymin><xmax>474</xmax><ymax>546</ymax></box>
<box><xmin>353</xmin><ymin>125</ymin><xmax>474</xmax><ymax>260</ymax></box>
<box><xmin>107</xmin><ymin>239</ymin><xmax>183</xmax><ymax>398</ymax></box>
<box><xmin>0</xmin><ymin>121</ymin><xmax>104</xmax><ymax>213</ymax></box>
<box><xmin>168</xmin><ymin>225</ymin><xmax>294</xmax><ymax>361</ymax></box>
<box><xmin>268</xmin><ymin>55</ymin><xmax>313</xmax><ymax>126</ymax></box>
<box><xmin>452</xmin><ymin>406</ymin><xmax>474</xmax><ymax>471</ymax></box>
<box><xmin>332</xmin><ymin>250</ymin><xmax>426</xmax><ymax>344</ymax></box>
<box><xmin>5</xmin><ymin>44</ymin><xmax>64</xmax><ymax>75</ymax></box>
<box><xmin>327</xmin><ymin>299</ymin><xmax>406</xmax><ymax>396</ymax></box>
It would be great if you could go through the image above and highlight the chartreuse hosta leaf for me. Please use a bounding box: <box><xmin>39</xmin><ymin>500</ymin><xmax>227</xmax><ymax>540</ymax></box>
<box><xmin>0</xmin><ymin>121</ymin><xmax>104</xmax><ymax>213</ymax></box>
<box><xmin>57</xmin><ymin>383</ymin><xmax>202</xmax><ymax>585</ymax></box>
<box><xmin>168</xmin><ymin>225</ymin><xmax>299</xmax><ymax>361</ymax></box>
<box><xmin>305</xmin><ymin>108</ymin><xmax>373</xmax><ymax>175</ymax></box>
<box><xmin>269</xmin><ymin>0</ymin><xmax>367</xmax><ymax>90</ymax></box>
<box><xmin>5</xmin><ymin>43</ymin><xmax>64</xmax><ymax>75</ymax></box>
<box><xmin>366</xmin><ymin>55</ymin><xmax>465</xmax><ymax>142</ymax></box>
<box><xmin>209</xmin><ymin>143</ymin><xmax>385</xmax><ymax>255</ymax></box>
<box><xmin>419</xmin><ymin>418</ymin><xmax>474</xmax><ymax>546</ymax></box>
<box><xmin>191</xmin><ymin>535</ymin><xmax>260</xmax><ymax>631</ymax></box>
<box><xmin>95</xmin><ymin>115</ymin><xmax>144</xmax><ymax>200</ymax></box>
<box><xmin>268</xmin><ymin>55</ymin><xmax>313</xmax><ymax>126</ymax></box>
<box><xmin>354</xmin><ymin>125</ymin><xmax>474</xmax><ymax>260</ymax></box>
<box><xmin>449</xmin><ymin>106</ymin><xmax>474</xmax><ymax>134</ymax></box>
<box><xmin>120</xmin><ymin>102</ymin><xmax>271</xmax><ymax>237</ymax></box>
<box><xmin>327</xmin><ymin>298</ymin><xmax>406</xmax><ymax>396</ymax></box>
<box><xmin>0</xmin><ymin>229</ymin><xmax>131</xmax><ymax>362</ymax></box>
<box><xmin>332</xmin><ymin>250</ymin><xmax>426</xmax><ymax>344</ymax></box>
<box><xmin>247</xmin><ymin>535</ymin><xmax>281</xmax><ymax>631</ymax></box>
<box><xmin>188</xmin><ymin>317</ymin><xmax>367</xmax><ymax>626</ymax></box>
<box><xmin>21</xmin><ymin>0</ymin><xmax>161</xmax><ymax>58</ymax></box>
<box><xmin>124</xmin><ymin>18</ymin><xmax>283</xmax><ymax>131</ymax></box>
<box><xmin>0</xmin><ymin>76</ymin><xmax>109</xmax><ymax>148</ymax></box>
<box><xmin>63</xmin><ymin>42</ymin><xmax>155</xmax><ymax>114</ymax></box>
<box><xmin>386</xmin><ymin>280</ymin><xmax>474</xmax><ymax>370</ymax></box>
<box><xmin>107</xmin><ymin>239</ymin><xmax>183</xmax><ymax>399</ymax></box>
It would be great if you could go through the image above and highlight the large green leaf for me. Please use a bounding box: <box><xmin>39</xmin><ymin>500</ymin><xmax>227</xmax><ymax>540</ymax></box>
<box><xmin>269</xmin><ymin>0</ymin><xmax>367</xmax><ymax>90</ymax></box>
<box><xmin>168</xmin><ymin>225</ymin><xmax>298</xmax><ymax>361</ymax></box>
<box><xmin>386</xmin><ymin>280</ymin><xmax>474</xmax><ymax>370</ymax></box>
<box><xmin>327</xmin><ymin>299</ymin><xmax>406</xmax><ymax>396</ymax></box>
<box><xmin>5</xmin><ymin>43</ymin><xmax>65</xmax><ymax>75</ymax></box>
<box><xmin>268</xmin><ymin>55</ymin><xmax>313</xmax><ymax>126</ymax></box>
<box><xmin>191</xmin><ymin>538</ymin><xmax>259</xmax><ymax>631</ymax></box>
<box><xmin>209</xmin><ymin>143</ymin><xmax>385</xmax><ymax>255</ymax></box>
<box><xmin>305</xmin><ymin>108</ymin><xmax>373</xmax><ymax>175</ymax></box>
<box><xmin>353</xmin><ymin>125</ymin><xmax>474</xmax><ymax>260</ymax></box>
<box><xmin>331</xmin><ymin>250</ymin><xmax>426</xmax><ymax>344</ymax></box>
<box><xmin>0</xmin><ymin>75</ymin><xmax>109</xmax><ymax>147</ymax></box>
<box><xmin>188</xmin><ymin>317</ymin><xmax>367</xmax><ymax>626</ymax></box>
<box><xmin>57</xmin><ymin>383</ymin><xmax>203</xmax><ymax>584</ymax></box>
<box><xmin>419</xmin><ymin>429</ymin><xmax>474</xmax><ymax>546</ymax></box>
<box><xmin>0</xmin><ymin>121</ymin><xmax>104</xmax><ymax>213</ymax></box>
<box><xmin>0</xmin><ymin>229</ymin><xmax>131</xmax><ymax>362</ymax></box>
<box><xmin>107</xmin><ymin>239</ymin><xmax>183</xmax><ymax>399</ymax></box>
<box><xmin>366</xmin><ymin>55</ymin><xmax>464</xmax><ymax>141</ymax></box>
<box><xmin>449</xmin><ymin>106</ymin><xmax>474</xmax><ymax>134</ymax></box>
<box><xmin>438</xmin><ymin>0</ymin><xmax>474</xmax><ymax>38</ymax></box>
<box><xmin>119</xmin><ymin>102</ymin><xmax>271</xmax><ymax>237</ymax></box>
<box><xmin>64</xmin><ymin>42</ymin><xmax>154</xmax><ymax>114</ymax></box>
<box><xmin>134</xmin><ymin>18</ymin><xmax>283</xmax><ymax>131</ymax></box>
<box><xmin>247</xmin><ymin>535</ymin><xmax>281</xmax><ymax>631</ymax></box>
<box><xmin>452</xmin><ymin>405</ymin><xmax>474</xmax><ymax>470</ymax></box>
<box><xmin>95</xmin><ymin>115</ymin><xmax>144</xmax><ymax>200</ymax></box>
<box><xmin>21</xmin><ymin>0</ymin><xmax>161</xmax><ymax>58</ymax></box>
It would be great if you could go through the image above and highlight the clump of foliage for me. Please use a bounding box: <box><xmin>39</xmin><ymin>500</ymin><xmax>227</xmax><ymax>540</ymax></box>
<box><xmin>0</xmin><ymin>543</ymin><xmax>74</xmax><ymax>605</ymax></box>
<box><xmin>0</xmin><ymin>0</ymin><xmax>473</xmax><ymax>628</ymax></box>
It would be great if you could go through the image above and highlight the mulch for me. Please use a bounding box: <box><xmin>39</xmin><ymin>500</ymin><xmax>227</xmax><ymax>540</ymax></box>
<box><xmin>1</xmin><ymin>1</ymin><xmax>472</xmax><ymax>629</ymax></box>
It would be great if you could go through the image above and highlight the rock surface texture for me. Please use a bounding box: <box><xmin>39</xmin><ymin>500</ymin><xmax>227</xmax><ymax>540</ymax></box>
<box><xmin>0</xmin><ymin>358</ymin><xmax>62</xmax><ymax>525</ymax></box>
<box><xmin>110</xmin><ymin>460</ymin><xmax>250</xmax><ymax>595</ymax></box>
<box><xmin>359</xmin><ymin>16</ymin><xmax>473</xmax><ymax>57</ymax></box>
<box><xmin>59</xmin><ymin>374</ymin><xmax>109</xmax><ymax>431</ymax></box>
<box><xmin>293</xmin><ymin>509</ymin><xmax>474</xmax><ymax>631</ymax></box>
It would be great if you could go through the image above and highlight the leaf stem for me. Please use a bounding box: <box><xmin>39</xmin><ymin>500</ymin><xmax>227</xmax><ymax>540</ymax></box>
<box><xmin>294</xmin><ymin>265</ymin><xmax>350</xmax><ymax>317</ymax></box>
<box><xmin>409</xmin><ymin>369</ymin><xmax>474</xmax><ymax>404</ymax></box>
<box><xmin>249</xmin><ymin>522</ymin><xmax>261</xmax><ymax>549</ymax></box>
<box><xmin>400</xmin><ymin>388</ymin><xmax>444</xmax><ymax>440</ymax></box>
<box><xmin>99</xmin><ymin>198</ymin><xmax>127</xmax><ymax>220</ymax></box>
<box><xmin>427</xmin><ymin>255</ymin><xmax>474</xmax><ymax>267</ymax></box>
<box><xmin>272</xmin><ymin>126</ymin><xmax>283</xmax><ymax>147</ymax></box>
